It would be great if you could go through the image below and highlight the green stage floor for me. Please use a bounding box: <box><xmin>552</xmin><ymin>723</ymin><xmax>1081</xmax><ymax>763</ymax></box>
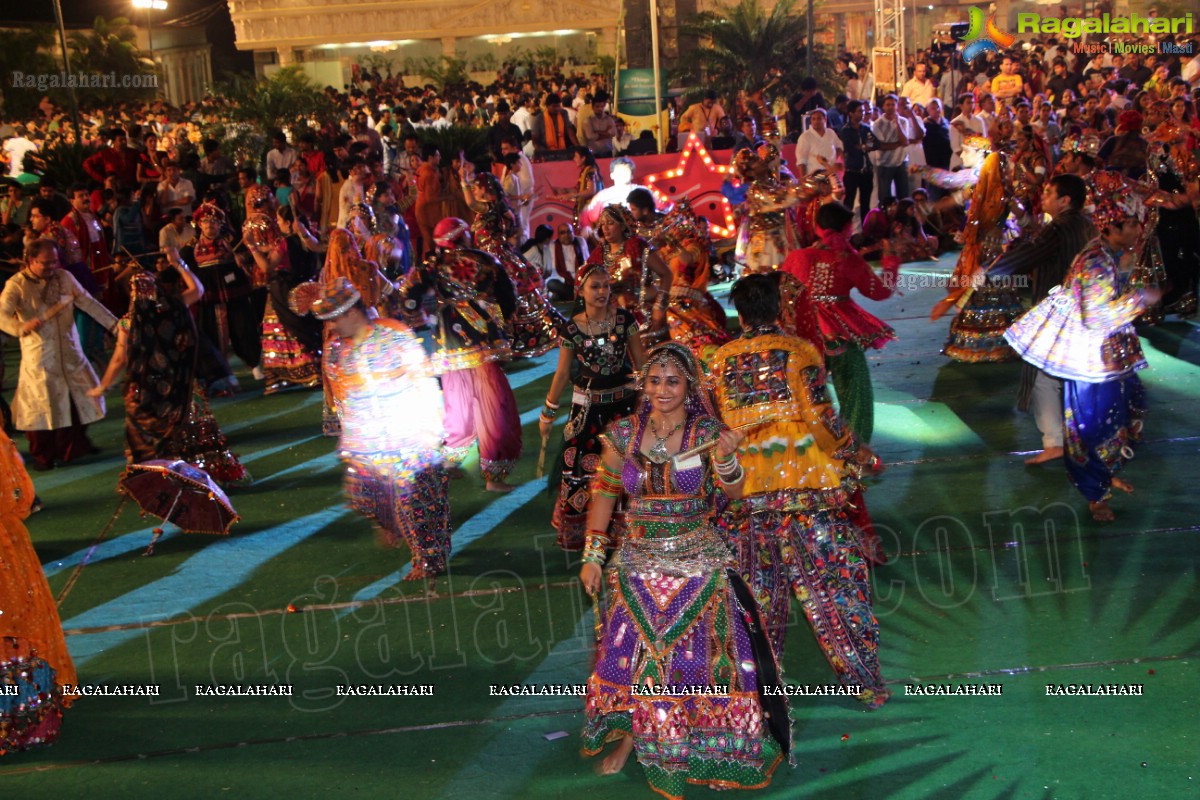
<box><xmin>1</xmin><ymin>252</ymin><xmax>1196</xmax><ymax>799</ymax></box>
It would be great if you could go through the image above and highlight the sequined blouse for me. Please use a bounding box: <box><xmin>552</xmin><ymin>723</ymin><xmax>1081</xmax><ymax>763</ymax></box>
<box><xmin>400</xmin><ymin>255</ymin><xmax>511</xmax><ymax>373</ymax></box>
<box><xmin>558</xmin><ymin>307</ymin><xmax>638</xmax><ymax>391</ymax></box>
<box><xmin>327</xmin><ymin>319</ymin><xmax>444</xmax><ymax>456</ymax></box>
<box><xmin>471</xmin><ymin>202</ymin><xmax>519</xmax><ymax>253</ymax></box>
<box><xmin>193</xmin><ymin>235</ymin><xmax>234</xmax><ymax>267</ymax></box>
<box><xmin>744</xmin><ymin>178</ymin><xmax>801</xmax><ymax>233</ymax></box>
<box><xmin>780</xmin><ymin>232</ymin><xmax>898</xmax><ymax>353</ymax></box>
<box><xmin>42</xmin><ymin>223</ymin><xmax>85</xmax><ymax>266</ymax></box>
<box><xmin>604</xmin><ymin>413</ymin><xmax>726</xmax><ymax>542</ymax></box>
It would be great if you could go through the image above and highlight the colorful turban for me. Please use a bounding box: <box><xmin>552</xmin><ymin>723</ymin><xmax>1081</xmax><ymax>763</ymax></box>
<box><xmin>245</xmin><ymin>183</ymin><xmax>274</xmax><ymax>212</ymax></box>
<box><xmin>242</xmin><ymin>212</ymin><xmax>281</xmax><ymax>249</ymax></box>
<box><xmin>962</xmin><ymin>134</ymin><xmax>991</xmax><ymax>153</ymax></box>
<box><xmin>1115</xmin><ymin>110</ymin><xmax>1143</xmax><ymax>135</ymax></box>
<box><xmin>193</xmin><ymin>201</ymin><xmax>226</xmax><ymax>226</ymax></box>
<box><xmin>433</xmin><ymin>217</ymin><xmax>470</xmax><ymax>248</ymax></box>
<box><xmin>732</xmin><ymin>147</ymin><xmax>760</xmax><ymax>180</ymax></box>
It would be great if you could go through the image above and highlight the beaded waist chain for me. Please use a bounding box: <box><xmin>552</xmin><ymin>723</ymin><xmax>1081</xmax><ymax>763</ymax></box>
<box><xmin>669</xmin><ymin>285</ymin><xmax>707</xmax><ymax>303</ymax></box>
<box><xmin>572</xmin><ymin>383</ymin><xmax>635</xmax><ymax>406</ymax></box>
<box><xmin>619</xmin><ymin>524</ymin><xmax>734</xmax><ymax>578</ymax></box>
<box><xmin>812</xmin><ymin>294</ymin><xmax>850</xmax><ymax>303</ymax></box>
<box><xmin>725</xmin><ymin>485</ymin><xmax>855</xmax><ymax>516</ymax></box>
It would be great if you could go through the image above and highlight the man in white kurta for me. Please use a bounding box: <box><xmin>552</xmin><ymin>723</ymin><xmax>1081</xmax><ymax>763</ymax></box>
<box><xmin>794</xmin><ymin>108</ymin><xmax>844</xmax><ymax>178</ymax></box>
<box><xmin>0</xmin><ymin>240</ymin><xmax>117</xmax><ymax>470</ymax></box>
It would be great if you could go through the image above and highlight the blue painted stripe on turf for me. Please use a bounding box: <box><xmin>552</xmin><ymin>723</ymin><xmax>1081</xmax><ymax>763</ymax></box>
<box><xmin>237</xmin><ymin>434</ymin><xmax>324</xmax><ymax>465</ymax></box>
<box><xmin>30</xmin><ymin>395</ymin><xmax>326</xmax><ymax>493</ymax></box>
<box><xmin>44</xmin><ymin>524</ymin><xmax>179</xmax><ymax>577</ymax></box>
<box><xmin>62</xmin><ymin>505</ymin><xmax>351</xmax><ymax>666</ymax></box>
<box><xmin>41</xmin><ymin>447</ymin><xmax>342</xmax><ymax>574</ymax></box>
<box><xmin>505</xmin><ymin>351</ymin><xmax>559</xmax><ymax>390</ymax></box>
<box><xmin>31</xmin><ymin>457</ymin><xmax>127</xmax><ymax>493</ymax></box>
<box><xmin>343</xmin><ymin>478</ymin><xmax>546</xmax><ymax>613</ymax></box>
<box><xmin>252</xmin><ymin>451</ymin><xmax>341</xmax><ymax>485</ymax></box>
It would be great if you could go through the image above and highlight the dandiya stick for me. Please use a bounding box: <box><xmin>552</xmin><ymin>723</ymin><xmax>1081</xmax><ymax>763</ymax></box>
<box><xmin>536</xmin><ymin>429</ymin><xmax>550</xmax><ymax>479</ymax></box>
<box><xmin>670</xmin><ymin>414</ymin><xmax>782</xmax><ymax>463</ymax></box>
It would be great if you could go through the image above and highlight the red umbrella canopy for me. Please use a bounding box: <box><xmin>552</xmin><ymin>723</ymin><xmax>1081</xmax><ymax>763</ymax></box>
<box><xmin>118</xmin><ymin>460</ymin><xmax>239</xmax><ymax>536</ymax></box>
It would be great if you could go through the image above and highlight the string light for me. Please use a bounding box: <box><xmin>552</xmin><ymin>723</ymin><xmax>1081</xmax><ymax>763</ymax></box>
<box><xmin>643</xmin><ymin>135</ymin><xmax>739</xmax><ymax>237</ymax></box>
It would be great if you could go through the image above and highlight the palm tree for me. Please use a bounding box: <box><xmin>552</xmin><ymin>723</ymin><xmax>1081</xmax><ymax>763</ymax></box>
<box><xmin>0</xmin><ymin>27</ymin><xmax>60</xmax><ymax>118</ymax></box>
<box><xmin>67</xmin><ymin>16</ymin><xmax>156</xmax><ymax>105</ymax></box>
<box><xmin>213</xmin><ymin>67</ymin><xmax>338</xmax><ymax>166</ymax></box>
<box><xmin>409</xmin><ymin>56</ymin><xmax>470</xmax><ymax>91</ymax></box>
<box><xmin>358</xmin><ymin>53</ymin><xmax>395</xmax><ymax>79</ymax></box>
<box><xmin>672</xmin><ymin>0</ymin><xmax>837</xmax><ymax>102</ymax></box>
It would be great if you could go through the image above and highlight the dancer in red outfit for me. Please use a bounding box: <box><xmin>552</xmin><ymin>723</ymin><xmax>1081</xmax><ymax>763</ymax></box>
<box><xmin>780</xmin><ymin>201</ymin><xmax>898</xmax><ymax>442</ymax></box>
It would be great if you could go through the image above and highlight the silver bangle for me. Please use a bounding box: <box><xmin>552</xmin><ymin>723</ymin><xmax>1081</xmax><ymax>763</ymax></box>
<box><xmin>714</xmin><ymin>454</ymin><xmax>740</xmax><ymax>476</ymax></box>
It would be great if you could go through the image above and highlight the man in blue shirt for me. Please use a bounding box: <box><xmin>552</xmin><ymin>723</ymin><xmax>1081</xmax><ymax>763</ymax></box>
<box><xmin>826</xmin><ymin>95</ymin><xmax>849</xmax><ymax>131</ymax></box>
<box><xmin>921</xmin><ymin>99</ymin><xmax>953</xmax><ymax>199</ymax></box>
<box><xmin>837</xmin><ymin>100</ymin><xmax>875</xmax><ymax>224</ymax></box>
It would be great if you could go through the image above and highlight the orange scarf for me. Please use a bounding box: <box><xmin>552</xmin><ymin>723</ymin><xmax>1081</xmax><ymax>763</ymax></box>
<box><xmin>544</xmin><ymin>109</ymin><xmax>565</xmax><ymax>150</ymax></box>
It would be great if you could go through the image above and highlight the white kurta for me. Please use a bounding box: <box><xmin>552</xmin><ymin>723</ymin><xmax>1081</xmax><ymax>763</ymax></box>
<box><xmin>0</xmin><ymin>269</ymin><xmax>117</xmax><ymax>430</ymax></box>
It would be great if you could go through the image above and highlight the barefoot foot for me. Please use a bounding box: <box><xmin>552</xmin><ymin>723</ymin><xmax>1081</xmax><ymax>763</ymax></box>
<box><xmin>1024</xmin><ymin>446</ymin><xmax>1064</xmax><ymax>465</ymax></box>
<box><xmin>1089</xmin><ymin>501</ymin><xmax>1115</xmax><ymax>522</ymax></box>
<box><xmin>596</xmin><ymin>734</ymin><xmax>634</xmax><ymax>776</ymax></box>
<box><xmin>1111</xmin><ymin>477</ymin><xmax>1134</xmax><ymax>494</ymax></box>
<box><xmin>485</xmin><ymin>480</ymin><xmax>516</xmax><ymax>493</ymax></box>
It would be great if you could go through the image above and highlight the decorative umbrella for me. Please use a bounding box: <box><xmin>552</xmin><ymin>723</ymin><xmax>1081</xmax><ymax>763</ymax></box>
<box><xmin>118</xmin><ymin>460</ymin><xmax>240</xmax><ymax>555</ymax></box>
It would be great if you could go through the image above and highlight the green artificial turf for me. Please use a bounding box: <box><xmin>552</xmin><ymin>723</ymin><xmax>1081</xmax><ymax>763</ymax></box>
<box><xmin>0</xmin><ymin>251</ymin><xmax>1195</xmax><ymax>799</ymax></box>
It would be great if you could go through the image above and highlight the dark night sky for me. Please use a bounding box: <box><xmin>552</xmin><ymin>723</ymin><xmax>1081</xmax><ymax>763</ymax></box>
<box><xmin>2</xmin><ymin>0</ymin><xmax>253</xmax><ymax>76</ymax></box>
<box><xmin>4</xmin><ymin>0</ymin><xmax>214</xmax><ymax>27</ymax></box>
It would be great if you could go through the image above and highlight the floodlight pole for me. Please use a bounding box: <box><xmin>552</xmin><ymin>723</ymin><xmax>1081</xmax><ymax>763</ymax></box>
<box><xmin>650</xmin><ymin>0</ymin><xmax>664</xmax><ymax>154</ymax></box>
<box><xmin>51</xmin><ymin>0</ymin><xmax>82</xmax><ymax>138</ymax></box>
<box><xmin>807</xmin><ymin>0</ymin><xmax>815</xmax><ymax>77</ymax></box>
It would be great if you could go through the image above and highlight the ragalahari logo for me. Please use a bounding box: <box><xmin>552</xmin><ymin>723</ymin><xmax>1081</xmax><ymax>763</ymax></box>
<box><xmin>958</xmin><ymin>6</ymin><xmax>1016</xmax><ymax>63</ymax></box>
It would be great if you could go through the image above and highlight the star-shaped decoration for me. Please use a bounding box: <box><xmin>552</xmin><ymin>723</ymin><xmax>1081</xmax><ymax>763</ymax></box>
<box><xmin>644</xmin><ymin>133</ymin><xmax>739</xmax><ymax>238</ymax></box>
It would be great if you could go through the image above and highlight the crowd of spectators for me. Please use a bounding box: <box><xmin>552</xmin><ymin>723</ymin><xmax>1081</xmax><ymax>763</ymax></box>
<box><xmin>1</xmin><ymin>25</ymin><xmax>1198</xmax><ymax>271</ymax></box>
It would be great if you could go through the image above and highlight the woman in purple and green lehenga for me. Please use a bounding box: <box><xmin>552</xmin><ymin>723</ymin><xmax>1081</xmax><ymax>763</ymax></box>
<box><xmin>1005</xmin><ymin>172</ymin><xmax>1158</xmax><ymax>522</ymax></box>
<box><xmin>579</xmin><ymin>342</ymin><xmax>790</xmax><ymax>800</ymax></box>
